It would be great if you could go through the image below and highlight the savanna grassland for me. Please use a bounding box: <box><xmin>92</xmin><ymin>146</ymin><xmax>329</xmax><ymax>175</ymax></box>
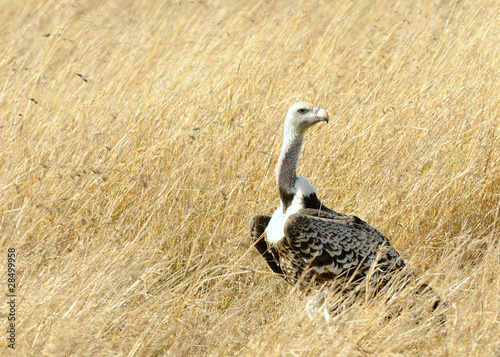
<box><xmin>1</xmin><ymin>0</ymin><xmax>500</xmax><ymax>355</ymax></box>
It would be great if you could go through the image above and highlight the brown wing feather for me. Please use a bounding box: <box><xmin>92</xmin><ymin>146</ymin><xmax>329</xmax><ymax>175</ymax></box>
<box><xmin>278</xmin><ymin>211</ymin><xmax>405</xmax><ymax>286</ymax></box>
<box><xmin>249</xmin><ymin>214</ymin><xmax>284</xmax><ymax>276</ymax></box>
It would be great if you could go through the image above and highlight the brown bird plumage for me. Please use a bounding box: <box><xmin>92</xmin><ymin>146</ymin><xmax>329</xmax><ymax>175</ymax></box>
<box><xmin>250</xmin><ymin>102</ymin><xmax>408</xmax><ymax>292</ymax></box>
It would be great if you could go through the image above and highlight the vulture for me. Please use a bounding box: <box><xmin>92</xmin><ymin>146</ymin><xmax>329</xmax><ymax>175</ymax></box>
<box><xmin>249</xmin><ymin>102</ymin><xmax>437</xmax><ymax>305</ymax></box>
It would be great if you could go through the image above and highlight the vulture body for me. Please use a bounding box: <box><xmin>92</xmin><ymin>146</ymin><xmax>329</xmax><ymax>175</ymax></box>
<box><xmin>249</xmin><ymin>102</ymin><xmax>406</xmax><ymax>291</ymax></box>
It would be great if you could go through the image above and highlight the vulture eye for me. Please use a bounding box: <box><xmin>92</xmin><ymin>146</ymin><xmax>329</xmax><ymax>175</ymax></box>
<box><xmin>297</xmin><ymin>108</ymin><xmax>307</xmax><ymax>114</ymax></box>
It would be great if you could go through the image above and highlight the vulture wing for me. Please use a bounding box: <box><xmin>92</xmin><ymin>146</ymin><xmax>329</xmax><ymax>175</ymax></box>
<box><xmin>277</xmin><ymin>210</ymin><xmax>405</xmax><ymax>286</ymax></box>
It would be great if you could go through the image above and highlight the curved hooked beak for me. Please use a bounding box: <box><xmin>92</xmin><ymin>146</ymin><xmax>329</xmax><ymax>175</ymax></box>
<box><xmin>313</xmin><ymin>106</ymin><xmax>329</xmax><ymax>124</ymax></box>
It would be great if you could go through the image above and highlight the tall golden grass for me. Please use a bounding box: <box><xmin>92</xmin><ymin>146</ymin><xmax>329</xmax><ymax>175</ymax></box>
<box><xmin>1</xmin><ymin>0</ymin><xmax>500</xmax><ymax>355</ymax></box>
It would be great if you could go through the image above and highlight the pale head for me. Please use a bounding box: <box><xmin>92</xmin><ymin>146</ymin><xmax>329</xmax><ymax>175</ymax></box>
<box><xmin>284</xmin><ymin>102</ymin><xmax>329</xmax><ymax>135</ymax></box>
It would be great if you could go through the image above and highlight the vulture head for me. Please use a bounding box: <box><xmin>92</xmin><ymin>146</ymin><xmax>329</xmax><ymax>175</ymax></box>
<box><xmin>284</xmin><ymin>102</ymin><xmax>329</xmax><ymax>136</ymax></box>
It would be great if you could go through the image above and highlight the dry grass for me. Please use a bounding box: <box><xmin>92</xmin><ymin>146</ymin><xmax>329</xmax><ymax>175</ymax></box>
<box><xmin>1</xmin><ymin>0</ymin><xmax>500</xmax><ymax>355</ymax></box>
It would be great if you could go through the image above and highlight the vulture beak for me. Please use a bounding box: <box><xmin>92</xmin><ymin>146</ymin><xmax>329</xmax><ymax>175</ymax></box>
<box><xmin>314</xmin><ymin>107</ymin><xmax>329</xmax><ymax>124</ymax></box>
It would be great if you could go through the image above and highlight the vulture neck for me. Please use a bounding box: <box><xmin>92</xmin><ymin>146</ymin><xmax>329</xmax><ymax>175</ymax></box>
<box><xmin>276</xmin><ymin>130</ymin><xmax>304</xmax><ymax>211</ymax></box>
